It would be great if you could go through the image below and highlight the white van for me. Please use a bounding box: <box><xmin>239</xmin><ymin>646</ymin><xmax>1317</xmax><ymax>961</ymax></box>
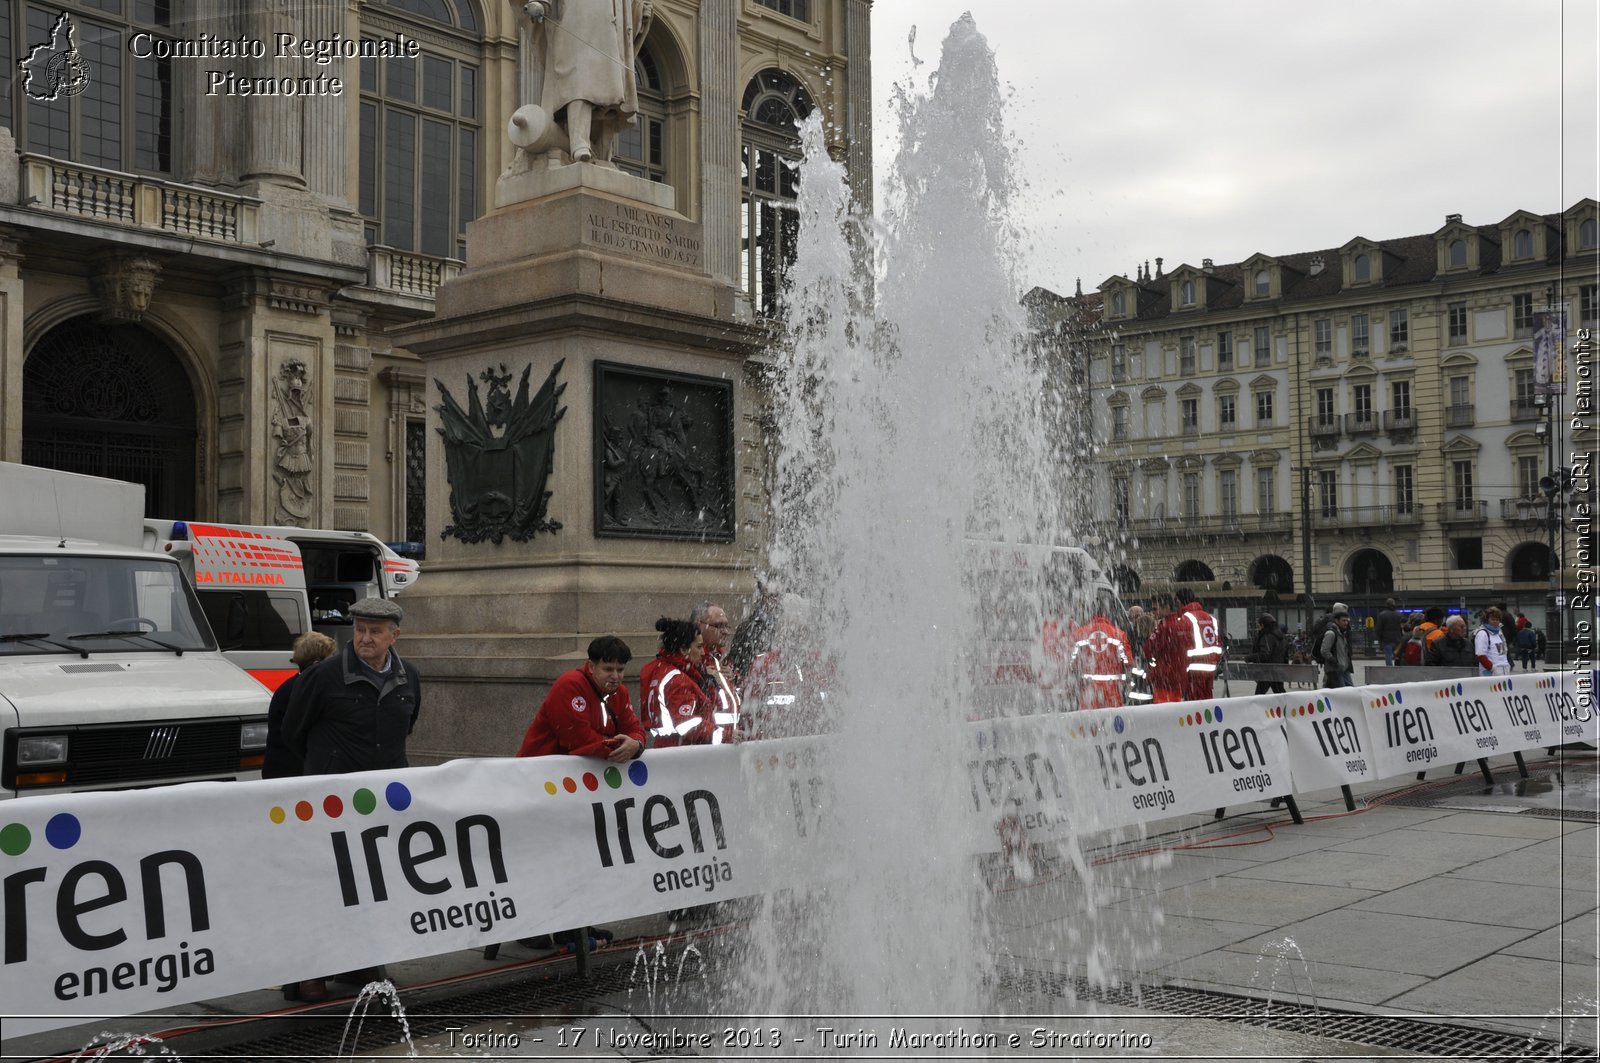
<box><xmin>0</xmin><ymin>464</ymin><xmax>270</xmax><ymax>799</ymax></box>
<box><xmin>143</xmin><ymin>521</ymin><xmax>420</xmax><ymax>691</ymax></box>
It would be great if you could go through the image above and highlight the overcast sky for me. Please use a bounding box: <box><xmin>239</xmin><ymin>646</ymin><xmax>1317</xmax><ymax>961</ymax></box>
<box><xmin>868</xmin><ymin>1</ymin><xmax>1600</xmax><ymax>298</ymax></box>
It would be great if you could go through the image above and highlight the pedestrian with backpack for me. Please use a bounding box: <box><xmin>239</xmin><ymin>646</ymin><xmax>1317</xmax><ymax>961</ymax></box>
<box><xmin>1474</xmin><ymin>607</ymin><xmax>1511</xmax><ymax>676</ymax></box>
<box><xmin>1317</xmin><ymin>603</ymin><xmax>1355</xmax><ymax>687</ymax></box>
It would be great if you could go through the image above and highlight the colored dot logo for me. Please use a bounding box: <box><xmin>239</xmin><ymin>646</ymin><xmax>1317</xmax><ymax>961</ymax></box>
<box><xmin>268</xmin><ymin>783</ymin><xmax>409</xmax><ymax>825</ymax></box>
<box><xmin>1179</xmin><ymin>706</ymin><xmax>1223</xmax><ymax>727</ymax></box>
<box><xmin>1</xmin><ymin>812</ymin><xmax>82</xmax><ymax>857</ymax></box>
<box><xmin>1369</xmin><ymin>690</ymin><xmax>1404</xmax><ymax>710</ymax></box>
<box><xmin>1113</xmin><ymin>715</ymin><xmax>1125</xmax><ymax>735</ymax></box>
<box><xmin>543</xmin><ymin>759</ymin><xmax>648</xmax><ymax>796</ymax></box>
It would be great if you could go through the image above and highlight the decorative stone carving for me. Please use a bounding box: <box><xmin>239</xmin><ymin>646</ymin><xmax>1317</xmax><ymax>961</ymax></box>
<box><xmin>92</xmin><ymin>255</ymin><xmax>162</xmax><ymax>322</ymax></box>
<box><xmin>595</xmin><ymin>363</ymin><xmax>733</xmax><ymax>541</ymax></box>
<box><xmin>271</xmin><ymin>357</ymin><xmax>315</xmax><ymax>524</ymax></box>
<box><xmin>268</xmin><ymin>280</ymin><xmax>326</xmax><ymax>315</ymax></box>
<box><xmin>435</xmin><ymin>360</ymin><xmax>567</xmax><ymax>543</ymax></box>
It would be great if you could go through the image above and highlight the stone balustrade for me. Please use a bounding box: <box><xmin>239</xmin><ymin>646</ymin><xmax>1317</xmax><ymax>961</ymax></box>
<box><xmin>22</xmin><ymin>154</ymin><xmax>260</xmax><ymax>245</ymax></box>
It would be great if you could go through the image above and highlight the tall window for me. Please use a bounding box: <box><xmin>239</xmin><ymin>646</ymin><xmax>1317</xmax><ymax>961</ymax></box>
<box><xmin>1180</xmin><ymin>397</ymin><xmax>1198</xmax><ymax>434</ymax></box>
<box><xmin>1353</xmin><ymin>253</ymin><xmax>1370</xmax><ymax>282</ymax></box>
<box><xmin>1517</xmin><ymin>455</ymin><xmax>1541</xmax><ymax>498</ymax></box>
<box><xmin>1316</xmin><ymin>387</ymin><xmax>1336</xmax><ymax>425</ymax></box>
<box><xmin>1111</xmin><ymin>405</ymin><xmax>1129</xmax><ymax>441</ymax></box>
<box><xmin>1110</xmin><ymin>290</ymin><xmax>1126</xmax><ymax>317</ymax></box>
<box><xmin>1180</xmin><ymin>279</ymin><xmax>1195</xmax><ymax>307</ymax></box>
<box><xmin>1389</xmin><ymin>308</ymin><xmax>1409</xmax><ymax>347</ymax></box>
<box><xmin>1513</xmin><ymin>293</ymin><xmax>1535</xmax><ymax>336</ymax></box>
<box><xmin>1391</xmin><ymin>380</ymin><xmax>1412</xmax><ymax>416</ymax></box>
<box><xmin>1112</xmin><ymin>477</ymin><xmax>1129</xmax><ymax>526</ymax></box>
<box><xmin>1217</xmin><ymin>394</ymin><xmax>1236</xmax><ymax>430</ymax></box>
<box><xmin>1254</xmin><ymin>326</ymin><xmax>1271</xmax><ymax>362</ymax></box>
<box><xmin>1253</xmin><ymin>269</ymin><xmax>1270</xmax><ymax>297</ymax></box>
<box><xmin>6</xmin><ymin>0</ymin><xmax>174</xmax><ymax>173</ymax></box>
<box><xmin>1582</xmin><ymin>284</ymin><xmax>1598</xmax><ymax>324</ymax></box>
<box><xmin>1452</xmin><ymin>461</ymin><xmax>1474</xmax><ymax>510</ymax></box>
<box><xmin>1182</xmin><ymin>472</ymin><xmax>1201</xmax><ymax>519</ymax></box>
<box><xmin>615</xmin><ymin>48</ymin><xmax>667</xmax><ymax>183</ymax></box>
<box><xmin>1110</xmin><ymin>343</ymin><xmax>1127</xmax><ymax>382</ymax></box>
<box><xmin>1351</xmin><ymin>313</ymin><xmax>1369</xmax><ymax>353</ymax></box>
<box><xmin>1514</xmin><ymin>367</ymin><xmax>1536</xmax><ymax>408</ymax></box>
<box><xmin>1449</xmin><ymin>375</ymin><xmax>1470</xmax><ymax>408</ymax></box>
<box><xmin>1217</xmin><ymin>331</ymin><xmax>1233</xmax><ymax>371</ymax></box>
<box><xmin>1394</xmin><ymin>465</ymin><xmax>1414</xmax><ymax>515</ymax></box>
<box><xmin>1314</xmin><ymin>318</ymin><xmax>1332</xmax><ymax>356</ymax></box>
<box><xmin>742</xmin><ymin>69</ymin><xmax>812</xmax><ymax>317</ymax></box>
<box><xmin>1179</xmin><ymin>336</ymin><xmax>1196</xmax><ymax>375</ymax></box>
<box><xmin>1219</xmin><ymin>470</ymin><xmax>1238</xmax><ymax>518</ymax></box>
<box><xmin>1318</xmin><ymin>470</ymin><xmax>1337</xmax><ymax>518</ymax></box>
<box><xmin>1582</xmin><ymin>218</ymin><xmax>1599</xmax><ymax>249</ymax></box>
<box><xmin>1447</xmin><ymin>301</ymin><xmax>1468</xmax><ymax>344</ymax></box>
<box><xmin>1255</xmin><ymin>390</ymin><xmax>1273</xmax><ymax>426</ymax></box>
<box><xmin>1448</xmin><ymin>238</ymin><xmax>1467</xmax><ymax>268</ymax></box>
<box><xmin>1257</xmin><ymin>467</ymin><xmax>1275</xmax><ymax>514</ymax></box>
<box><xmin>1513</xmin><ymin>228</ymin><xmax>1533</xmax><ymax>259</ymax></box>
<box><xmin>359</xmin><ymin>0</ymin><xmax>483</xmax><ymax>258</ymax></box>
<box><xmin>1352</xmin><ymin>383</ymin><xmax>1372</xmax><ymax>422</ymax></box>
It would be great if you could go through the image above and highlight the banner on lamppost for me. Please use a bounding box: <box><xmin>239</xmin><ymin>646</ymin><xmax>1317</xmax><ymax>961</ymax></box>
<box><xmin>1534</xmin><ymin>308</ymin><xmax>1567</xmax><ymax>395</ymax></box>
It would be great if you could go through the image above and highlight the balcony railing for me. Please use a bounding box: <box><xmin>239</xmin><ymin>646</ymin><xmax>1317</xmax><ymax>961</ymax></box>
<box><xmin>367</xmin><ymin>246</ymin><xmax>464</xmax><ymax>300</ymax></box>
<box><xmin>1255</xmin><ymin>512</ymin><xmax>1289</xmax><ymax>533</ymax></box>
<box><xmin>1500</xmin><ymin>497</ymin><xmax>1550</xmax><ymax>525</ymax></box>
<box><xmin>1309</xmin><ymin>418</ymin><xmax>1341</xmax><ymax>440</ymax></box>
<box><xmin>1510</xmin><ymin>400</ymin><xmax>1544</xmax><ymax>422</ymax></box>
<box><xmin>1181</xmin><ymin>421</ymin><xmax>1200</xmax><ymax>437</ymax></box>
<box><xmin>22</xmin><ymin>154</ymin><xmax>260</xmax><ymax>244</ymax></box>
<box><xmin>1314</xmin><ymin>509</ymin><xmax>1343</xmax><ymax>530</ymax></box>
<box><xmin>1445</xmin><ymin>404</ymin><xmax>1476</xmax><ymax>427</ymax></box>
<box><xmin>1438</xmin><ymin>499</ymin><xmax>1489</xmax><ymax>524</ymax></box>
<box><xmin>1384</xmin><ymin>409</ymin><xmax>1415</xmax><ymax>434</ymax></box>
<box><xmin>1340</xmin><ymin>504</ymin><xmax>1422</xmax><ymax>527</ymax></box>
<box><xmin>1344</xmin><ymin>412</ymin><xmax>1378</xmax><ymax>435</ymax></box>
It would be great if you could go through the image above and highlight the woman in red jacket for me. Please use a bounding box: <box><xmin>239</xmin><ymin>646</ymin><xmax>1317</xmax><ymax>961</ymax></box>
<box><xmin>643</xmin><ymin>617</ymin><xmax>718</xmax><ymax>747</ymax></box>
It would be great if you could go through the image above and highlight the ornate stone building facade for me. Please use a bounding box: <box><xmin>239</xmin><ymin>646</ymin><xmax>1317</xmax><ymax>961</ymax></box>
<box><xmin>1033</xmin><ymin>200</ymin><xmax>1598</xmax><ymax>640</ymax></box>
<box><xmin>0</xmin><ymin>0</ymin><xmax>872</xmax><ymax>539</ymax></box>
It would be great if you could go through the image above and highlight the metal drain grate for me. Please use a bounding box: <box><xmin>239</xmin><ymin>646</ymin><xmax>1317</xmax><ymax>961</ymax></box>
<box><xmin>1519</xmin><ymin>806</ymin><xmax>1600</xmax><ymax>822</ymax></box>
<box><xmin>1000</xmin><ymin>969</ymin><xmax>1598</xmax><ymax>1061</ymax></box>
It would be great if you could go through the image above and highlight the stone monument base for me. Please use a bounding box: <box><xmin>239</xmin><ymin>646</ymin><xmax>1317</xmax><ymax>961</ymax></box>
<box><xmin>391</xmin><ymin>165</ymin><xmax>763</xmax><ymax>763</ymax></box>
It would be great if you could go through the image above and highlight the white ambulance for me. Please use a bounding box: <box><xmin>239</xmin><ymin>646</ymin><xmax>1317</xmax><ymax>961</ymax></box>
<box><xmin>0</xmin><ymin>463</ymin><xmax>270</xmax><ymax>799</ymax></box>
<box><xmin>142</xmin><ymin>521</ymin><xmax>421</xmax><ymax>691</ymax></box>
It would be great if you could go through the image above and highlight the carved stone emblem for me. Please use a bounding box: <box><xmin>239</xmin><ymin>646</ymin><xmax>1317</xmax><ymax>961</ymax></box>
<box><xmin>435</xmin><ymin>360</ymin><xmax>567</xmax><ymax>543</ymax></box>
<box><xmin>92</xmin><ymin>254</ymin><xmax>162</xmax><ymax>322</ymax></box>
<box><xmin>270</xmin><ymin>357</ymin><xmax>314</xmax><ymax>524</ymax></box>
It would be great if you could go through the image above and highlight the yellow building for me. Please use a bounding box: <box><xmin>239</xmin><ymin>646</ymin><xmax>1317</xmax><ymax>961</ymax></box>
<box><xmin>1032</xmin><ymin>200</ymin><xmax>1598</xmax><ymax>642</ymax></box>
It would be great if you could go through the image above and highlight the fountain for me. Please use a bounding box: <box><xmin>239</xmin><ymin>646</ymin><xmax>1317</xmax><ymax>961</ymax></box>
<box><xmin>723</xmin><ymin>11</ymin><xmax>1125</xmax><ymax>1026</ymax></box>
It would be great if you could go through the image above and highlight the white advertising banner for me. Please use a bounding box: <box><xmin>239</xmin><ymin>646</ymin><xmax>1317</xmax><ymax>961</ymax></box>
<box><xmin>1</xmin><ymin>673</ymin><xmax>1591</xmax><ymax>1035</ymax></box>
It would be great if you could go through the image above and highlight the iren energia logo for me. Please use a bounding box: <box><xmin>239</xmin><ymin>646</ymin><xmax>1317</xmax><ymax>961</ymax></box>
<box><xmin>535</xmin><ymin>759</ymin><xmax>733</xmax><ymax>896</ymax></box>
<box><xmin>1</xmin><ymin>811</ymin><xmax>215</xmax><ymax>1001</ymax></box>
<box><xmin>269</xmin><ymin>780</ymin><xmax>518</xmax><ymax>939</ymax></box>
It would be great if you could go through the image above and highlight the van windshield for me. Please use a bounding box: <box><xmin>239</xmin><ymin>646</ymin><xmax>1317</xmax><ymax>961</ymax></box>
<box><xmin>0</xmin><ymin>555</ymin><xmax>216</xmax><ymax>654</ymax></box>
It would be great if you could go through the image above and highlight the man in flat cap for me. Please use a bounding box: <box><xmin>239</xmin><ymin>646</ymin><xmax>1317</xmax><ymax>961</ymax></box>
<box><xmin>283</xmin><ymin>597</ymin><xmax>421</xmax><ymax>777</ymax></box>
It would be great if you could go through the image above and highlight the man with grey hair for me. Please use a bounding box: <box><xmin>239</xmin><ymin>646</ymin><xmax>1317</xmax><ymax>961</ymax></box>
<box><xmin>690</xmin><ymin>600</ymin><xmax>739</xmax><ymax>741</ymax></box>
<box><xmin>284</xmin><ymin>597</ymin><xmax>421</xmax><ymax>776</ymax></box>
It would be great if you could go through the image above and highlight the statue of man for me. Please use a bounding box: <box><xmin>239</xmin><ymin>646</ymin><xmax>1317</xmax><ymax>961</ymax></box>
<box><xmin>523</xmin><ymin>0</ymin><xmax>653</xmax><ymax>165</ymax></box>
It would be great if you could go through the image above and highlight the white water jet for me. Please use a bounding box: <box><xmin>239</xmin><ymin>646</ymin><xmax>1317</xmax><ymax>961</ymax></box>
<box><xmin>737</xmin><ymin>13</ymin><xmax>1084</xmax><ymax>1020</ymax></box>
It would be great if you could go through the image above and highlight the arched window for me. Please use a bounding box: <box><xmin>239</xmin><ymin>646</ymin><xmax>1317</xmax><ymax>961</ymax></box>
<box><xmin>1580</xmin><ymin>218</ymin><xmax>1598</xmax><ymax>250</ymax></box>
<box><xmin>1180</xmin><ymin>279</ymin><xmax>1195</xmax><ymax>306</ymax></box>
<box><xmin>1352</xmin><ymin>253</ymin><xmax>1370</xmax><ymax>282</ymax></box>
<box><xmin>1513</xmin><ymin>228</ymin><xmax>1533</xmax><ymax>259</ymax></box>
<box><xmin>741</xmin><ymin>69</ymin><xmax>813</xmax><ymax>317</ymax></box>
<box><xmin>1346</xmin><ymin>549</ymin><xmax>1393</xmax><ymax>594</ymax></box>
<box><xmin>1508</xmin><ymin>542</ymin><xmax>1556</xmax><ymax>582</ymax></box>
<box><xmin>1110</xmin><ymin>290</ymin><xmax>1126</xmax><ymax>316</ymax></box>
<box><xmin>1448</xmin><ymin>238</ymin><xmax>1467</xmax><ymax>268</ymax></box>
<box><xmin>3</xmin><ymin>0</ymin><xmax>174</xmax><ymax>174</ymax></box>
<box><xmin>1254</xmin><ymin>269</ymin><xmax>1270</xmax><ymax>297</ymax></box>
<box><xmin>359</xmin><ymin>0</ymin><xmax>484</xmax><ymax>258</ymax></box>
<box><xmin>1173</xmin><ymin>560</ymin><xmax>1214</xmax><ymax>582</ymax></box>
<box><xmin>615</xmin><ymin>47</ymin><xmax>666</xmax><ymax>183</ymax></box>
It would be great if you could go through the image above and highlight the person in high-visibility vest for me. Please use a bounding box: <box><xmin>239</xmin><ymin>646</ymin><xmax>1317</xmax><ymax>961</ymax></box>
<box><xmin>642</xmin><ymin>617</ymin><xmax>718</xmax><ymax>748</ymax></box>
<box><xmin>1067</xmin><ymin>613</ymin><xmax>1132</xmax><ymax>709</ymax></box>
<box><xmin>691</xmin><ymin>600</ymin><xmax>740</xmax><ymax>743</ymax></box>
<box><xmin>1178</xmin><ymin>591</ymin><xmax>1222</xmax><ymax>701</ymax></box>
<box><xmin>516</xmin><ymin>635</ymin><xmax>645</xmax><ymax>760</ymax></box>
<box><xmin>1142</xmin><ymin>593</ymin><xmax>1189</xmax><ymax>703</ymax></box>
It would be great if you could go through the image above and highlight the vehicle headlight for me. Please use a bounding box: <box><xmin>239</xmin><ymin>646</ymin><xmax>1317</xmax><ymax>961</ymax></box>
<box><xmin>239</xmin><ymin>721</ymin><xmax>269</xmax><ymax>751</ymax></box>
<box><xmin>17</xmin><ymin>735</ymin><xmax>69</xmax><ymax>766</ymax></box>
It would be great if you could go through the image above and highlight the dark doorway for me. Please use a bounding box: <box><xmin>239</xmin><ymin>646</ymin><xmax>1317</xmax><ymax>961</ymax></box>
<box><xmin>1347</xmin><ymin>548</ymin><xmax>1394</xmax><ymax>594</ymax></box>
<box><xmin>23</xmin><ymin>320</ymin><xmax>197</xmax><ymax>518</ymax></box>
<box><xmin>1174</xmin><ymin>559</ymin><xmax>1215</xmax><ymax>582</ymax></box>
<box><xmin>1249</xmin><ymin>554</ymin><xmax>1295</xmax><ymax>595</ymax></box>
<box><xmin>1508</xmin><ymin>542</ymin><xmax>1556</xmax><ymax>582</ymax></box>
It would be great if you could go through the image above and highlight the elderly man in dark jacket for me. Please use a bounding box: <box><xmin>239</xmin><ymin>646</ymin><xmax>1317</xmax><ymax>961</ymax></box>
<box><xmin>1426</xmin><ymin>615</ymin><xmax>1476</xmax><ymax>668</ymax></box>
<box><xmin>284</xmin><ymin>597</ymin><xmax>421</xmax><ymax>776</ymax></box>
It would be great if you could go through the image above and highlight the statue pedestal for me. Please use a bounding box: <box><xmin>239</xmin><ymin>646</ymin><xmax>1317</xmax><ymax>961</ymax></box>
<box><xmin>390</xmin><ymin>166</ymin><xmax>763</xmax><ymax>763</ymax></box>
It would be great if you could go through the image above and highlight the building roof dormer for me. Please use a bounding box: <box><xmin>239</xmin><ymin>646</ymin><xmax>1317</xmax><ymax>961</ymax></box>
<box><xmin>1434</xmin><ymin>213</ymin><xmax>1494</xmax><ymax>276</ymax></box>
<box><xmin>1240</xmin><ymin>253</ymin><xmax>1281</xmax><ymax>301</ymax></box>
<box><xmin>1563</xmin><ymin>198</ymin><xmax>1599</xmax><ymax>258</ymax></box>
<box><xmin>1497</xmin><ymin>209</ymin><xmax>1554</xmax><ymax>267</ymax></box>
<box><xmin>1339</xmin><ymin>236</ymin><xmax>1390</xmax><ymax>289</ymax></box>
